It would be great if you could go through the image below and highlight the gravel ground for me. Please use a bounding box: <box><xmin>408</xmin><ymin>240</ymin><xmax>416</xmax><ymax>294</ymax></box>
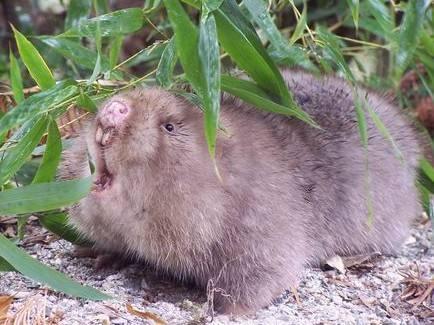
<box><xmin>1</xmin><ymin>218</ymin><xmax>433</xmax><ymax>325</ymax></box>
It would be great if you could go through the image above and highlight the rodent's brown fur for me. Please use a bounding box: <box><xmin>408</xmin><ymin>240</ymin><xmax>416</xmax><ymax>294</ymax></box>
<box><xmin>61</xmin><ymin>70</ymin><xmax>422</xmax><ymax>314</ymax></box>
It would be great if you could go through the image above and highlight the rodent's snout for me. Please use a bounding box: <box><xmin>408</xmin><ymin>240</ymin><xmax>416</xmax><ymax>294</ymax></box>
<box><xmin>95</xmin><ymin>99</ymin><xmax>130</xmax><ymax>146</ymax></box>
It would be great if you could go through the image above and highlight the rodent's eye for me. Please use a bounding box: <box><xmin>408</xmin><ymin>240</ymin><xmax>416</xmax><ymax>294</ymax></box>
<box><xmin>164</xmin><ymin>123</ymin><xmax>175</xmax><ymax>132</ymax></box>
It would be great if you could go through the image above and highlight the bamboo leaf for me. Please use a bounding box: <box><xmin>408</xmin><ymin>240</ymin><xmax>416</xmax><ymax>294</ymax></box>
<box><xmin>316</xmin><ymin>26</ymin><xmax>355</xmax><ymax>83</ymax></box>
<box><xmin>63</xmin><ymin>8</ymin><xmax>145</xmax><ymax>37</ymax></box>
<box><xmin>9</xmin><ymin>49</ymin><xmax>24</xmax><ymax>104</ymax></box>
<box><xmin>0</xmin><ymin>116</ymin><xmax>49</xmax><ymax>186</ymax></box>
<box><xmin>32</xmin><ymin>118</ymin><xmax>62</xmax><ymax>184</ymax></box>
<box><xmin>289</xmin><ymin>1</ymin><xmax>307</xmax><ymax>45</ymax></box>
<box><xmin>77</xmin><ymin>93</ymin><xmax>98</xmax><ymax>113</ymax></box>
<box><xmin>40</xmin><ymin>37</ymin><xmax>109</xmax><ymax>70</ymax></box>
<box><xmin>39</xmin><ymin>212</ymin><xmax>91</xmax><ymax>246</ymax></box>
<box><xmin>365</xmin><ymin>0</ymin><xmax>394</xmax><ymax>37</ymax></box>
<box><xmin>366</xmin><ymin>104</ymin><xmax>403</xmax><ymax>160</ymax></box>
<box><xmin>199</xmin><ymin>13</ymin><xmax>221</xmax><ymax>159</ymax></box>
<box><xmin>395</xmin><ymin>0</ymin><xmax>429</xmax><ymax>78</ymax></box>
<box><xmin>346</xmin><ymin>0</ymin><xmax>359</xmax><ymax>30</ymax></box>
<box><xmin>221</xmin><ymin>75</ymin><xmax>318</xmax><ymax>127</ymax></box>
<box><xmin>65</xmin><ymin>0</ymin><xmax>91</xmax><ymax>30</ymax></box>
<box><xmin>0</xmin><ymin>80</ymin><xmax>78</xmax><ymax>134</ymax></box>
<box><xmin>0</xmin><ymin>257</ymin><xmax>15</xmax><ymax>272</ymax></box>
<box><xmin>156</xmin><ymin>37</ymin><xmax>178</xmax><ymax>88</ymax></box>
<box><xmin>109</xmin><ymin>36</ymin><xmax>123</xmax><ymax>70</ymax></box>
<box><xmin>353</xmin><ymin>93</ymin><xmax>368</xmax><ymax>147</ymax></box>
<box><xmin>163</xmin><ymin>0</ymin><xmax>204</xmax><ymax>94</ymax></box>
<box><xmin>0</xmin><ymin>233</ymin><xmax>109</xmax><ymax>300</ymax></box>
<box><xmin>0</xmin><ymin>177</ymin><xmax>92</xmax><ymax>215</ymax></box>
<box><xmin>12</xmin><ymin>26</ymin><xmax>55</xmax><ymax>90</ymax></box>
<box><xmin>213</xmin><ymin>0</ymin><xmax>292</xmax><ymax>106</ymax></box>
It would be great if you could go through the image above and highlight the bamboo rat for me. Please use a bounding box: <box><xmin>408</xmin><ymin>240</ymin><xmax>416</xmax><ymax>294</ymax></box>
<box><xmin>61</xmin><ymin>70</ymin><xmax>421</xmax><ymax>314</ymax></box>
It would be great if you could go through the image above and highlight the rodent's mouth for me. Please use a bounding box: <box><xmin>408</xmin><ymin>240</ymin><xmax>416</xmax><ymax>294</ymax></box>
<box><xmin>92</xmin><ymin>168</ymin><xmax>113</xmax><ymax>193</ymax></box>
<box><xmin>91</xmin><ymin>149</ymin><xmax>114</xmax><ymax>193</ymax></box>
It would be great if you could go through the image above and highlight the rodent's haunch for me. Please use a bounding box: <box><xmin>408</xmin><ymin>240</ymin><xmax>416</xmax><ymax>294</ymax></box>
<box><xmin>61</xmin><ymin>70</ymin><xmax>422</xmax><ymax>314</ymax></box>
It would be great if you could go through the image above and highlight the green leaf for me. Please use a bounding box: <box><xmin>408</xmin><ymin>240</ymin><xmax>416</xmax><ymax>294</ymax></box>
<box><xmin>202</xmin><ymin>0</ymin><xmax>224</xmax><ymax>16</ymax></box>
<box><xmin>316</xmin><ymin>26</ymin><xmax>355</xmax><ymax>83</ymax></box>
<box><xmin>365</xmin><ymin>0</ymin><xmax>394</xmax><ymax>39</ymax></box>
<box><xmin>163</xmin><ymin>0</ymin><xmax>204</xmax><ymax>95</ymax></box>
<box><xmin>93</xmin><ymin>0</ymin><xmax>110</xmax><ymax>15</ymax></box>
<box><xmin>109</xmin><ymin>36</ymin><xmax>123</xmax><ymax>70</ymax></box>
<box><xmin>89</xmin><ymin>22</ymin><xmax>103</xmax><ymax>84</ymax></box>
<box><xmin>289</xmin><ymin>1</ymin><xmax>307</xmax><ymax>45</ymax></box>
<box><xmin>0</xmin><ymin>80</ymin><xmax>78</xmax><ymax>134</ymax></box>
<box><xmin>395</xmin><ymin>0</ymin><xmax>429</xmax><ymax>78</ymax></box>
<box><xmin>221</xmin><ymin>75</ymin><xmax>318</xmax><ymax>127</ymax></box>
<box><xmin>32</xmin><ymin>118</ymin><xmax>62</xmax><ymax>184</ymax></box>
<box><xmin>12</xmin><ymin>26</ymin><xmax>55</xmax><ymax>90</ymax></box>
<box><xmin>145</xmin><ymin>0</ymin><xmax>163</xmax><ymax>12</ymax></box>
<box><xmin>353</xmin><ymin>92</ymin><xmax>367</xmax><ymax>147</ymax></box>
<box><xmin>77</xmin><ymin>93</ymin><xmax>98</xmax><ymax>113</ymax></box>
<box><xmin>40</xmin><ymin>37</ymin><xmax>109</xmax><ymax>70</ymax></box>
<box><xmin>199</xmin><ymin>13</ymin><xmax>221</xmax><ymax>159</ymax></box>
<box><xmin>366</xmin><ymin>103</ymin><xmax>403</xmax><ymax>160</ymax></box>
<box><xmin>0</xmin><ymin>257</ymin><xmax>15</xmax><ymax>272</ymax></box>
<box><xmin>346</xmin><ymin>0</ymin><xmax>359</xmax><ymax>30</ymax></box>
<box><xmin>213</xmin><ymin>0</ymin><xmax>292</xmax><ymax>106</ymax></box>
<box><xmin>0</xmin><ymin>116</ymin><xmax>49</xmax><ymax>186</ymax></box>
<box><xmin>0</xmin><ymin>177</ymin><xmax>92</xmax><ymax>215</ymax></box>
<box><xmin>9</xmin><ymin>49</ymin><xmax>24</xmax><ymax>104</ymax></box>
<box><xmin>0</xmin><ymin>233</ymin><xmax>109</xmax><ymax>300</ymax></box>
<box><xmin>65</xmin><ymin>0</ymin><xmax>91</xmax><ymax>30</ymax></box>
<box><xmin>421</xmin><ymin>158</ymin><xmax>434</xmax><ymax>183</ymax></box>
<box><xmin>63</xmin><ymin>8</ymin><xmax>145</xmax><ymax>37</ymax></box>
<box><xmin>156</xmin><ymin>37</ymin><xmax>178</xmax><ymax>88</ymax></box>
<box><xmin>39</xmin><ymin>212</ymin><xmax>91</xmax><ymax>246</ymax></box>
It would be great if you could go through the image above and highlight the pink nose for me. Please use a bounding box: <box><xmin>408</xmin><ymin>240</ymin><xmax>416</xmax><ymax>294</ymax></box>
<box><xmin>98</xmin><ymin>100</ymin><xmax>129</xmax><ymax>129</ymax></box>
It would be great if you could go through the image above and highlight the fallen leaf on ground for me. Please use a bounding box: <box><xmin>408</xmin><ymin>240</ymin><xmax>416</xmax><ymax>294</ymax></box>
<box><xmin>400</xmin><ymin>265</ymin><xmax>434</xmax><ymax>309</ymax></box>
<box><xmin>324</xmin><ymin>255</ymin><xmax>345</xmax><ymax>274</ymax></box>
<box><xmin>342</xmin><ymin>252</ymin><xmax>381</xmax><ymax>270</ymax></box>
<box><xmin>0</xmin><ymin>296</ymin><xmax>13</xmax><ymax>324</ymax></box>
<box><xmin>126</xmin><ymin>303</ymin><xmax>167</xmax><ymax>325</ymax></box>
<box><xmin>358</xmin><ymin>294</ymin><xmax>375</xmax><ymax>309</ymax></box>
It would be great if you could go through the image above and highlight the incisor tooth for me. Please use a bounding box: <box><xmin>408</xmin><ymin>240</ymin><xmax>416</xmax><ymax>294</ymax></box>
<box><xmin>95</xmin><ymin>126</ymin><xmax>103</xmax><ymax>144</ymax></box>
<box><xmin>101</xmin><ymin>129</ymin><xmax>113</xmax><ymax>146</ymax></box>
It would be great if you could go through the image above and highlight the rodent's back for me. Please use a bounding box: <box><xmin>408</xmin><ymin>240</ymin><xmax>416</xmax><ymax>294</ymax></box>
<box><xmin>278</xmin><ymin>70</ymin><xmax>421</xmax><ymax>261</ymax></box>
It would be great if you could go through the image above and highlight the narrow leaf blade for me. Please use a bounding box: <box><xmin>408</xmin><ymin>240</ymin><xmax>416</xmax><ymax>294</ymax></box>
<box><xmin>9</xmin><ymin>49</ymin><xmax>24</xmax><ymax>104</ymax></box>
<box><xmin>32</xmin><ymin>117</ymin><xmax>62</xmax><ymax>184</ymax></box>
<box><xmin>0</xmin><ymin>177</ymin><xmax>92</xmax><ymax>215</ymax></box>
<box><xmin>12</xmin><ymin>26</ymin><xmax>55</xmax><ymax>90</ymax></box>
<box><xmin>0</xmin><ymin>233</ymin><xmax>109</xmax><ymax>300</ymax></box>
